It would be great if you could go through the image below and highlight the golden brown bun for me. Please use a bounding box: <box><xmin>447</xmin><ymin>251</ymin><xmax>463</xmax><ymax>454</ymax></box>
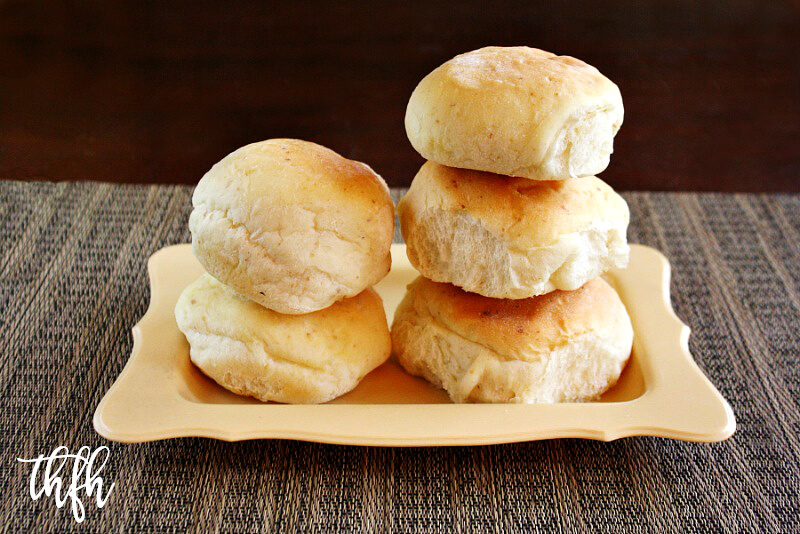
<box><xmin>391</xmin><ymin>277</ymin><xmax>633</xmax><ymax>403</ymax></box>
<box><xmin>189</xmin><ymin>139</ymin><xmax>395</xmax><ymax>314</ymax></box>
<box><xmin>398</xmin><ymin>162</ymin><xmax>629</xmax><ymax>298</ymax></box>
<box><xmin>175</xmin><ymin>273</ymin><xmax>391</xmax><ymax>404</ymax></box>
<box><xmin>405</xmin><ymin>47</ymin><xmax>623</xmax><ymax>180</ymax></box>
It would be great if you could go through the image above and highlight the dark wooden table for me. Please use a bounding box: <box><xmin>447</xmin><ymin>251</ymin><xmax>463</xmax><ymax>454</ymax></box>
<box><xmin>1</xmin><ymin>1</ymin><xmax>798</xmax><ymax>191</ymax></box>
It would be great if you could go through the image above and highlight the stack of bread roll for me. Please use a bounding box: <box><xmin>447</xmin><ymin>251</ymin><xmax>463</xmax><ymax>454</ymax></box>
<box><xmin>175</xmin><ymin>139</ymin><xmax>395</xmax><ymax>403</ymax></box>
<box><xmin>393</xmin><ymin>47</ymin><xmax>635</xmax><ymax>403</ymax></box>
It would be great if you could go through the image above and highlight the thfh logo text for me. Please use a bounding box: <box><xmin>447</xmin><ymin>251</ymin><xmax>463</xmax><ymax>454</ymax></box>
<box><xmin>17</xmin><ymin>445</ymin><xmax>115</xmax><ymax>523</ymax></box>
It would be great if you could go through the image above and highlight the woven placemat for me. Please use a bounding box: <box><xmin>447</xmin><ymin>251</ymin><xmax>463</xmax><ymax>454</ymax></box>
<box><xmin>1</xmin><ymin>181</ymin><xmax>798</xmax><ymax>532</ymax></box>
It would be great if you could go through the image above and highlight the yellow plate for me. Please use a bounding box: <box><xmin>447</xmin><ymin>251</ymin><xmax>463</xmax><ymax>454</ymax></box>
<box><xmin>93</xmin><ymin>244</ymin><xmax>735</xmax><ymax>445</ymax></box>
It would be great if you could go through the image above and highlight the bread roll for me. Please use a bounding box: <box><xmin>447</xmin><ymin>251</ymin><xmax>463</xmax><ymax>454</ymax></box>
<box><xmin>405</xmin><ymin>46</ymin><xmax>623</xmax><ymax>181</ymax></box>
<box><xmin>392</xmin><ymin>277</ymin><xmax>633</xmax><ymax>404</ymax></box>
<box><xmin>398</xmin><ymin>162</ymin><xmax>629</xmax><ymax>298</ymax></box>
<box><xmin>175</xmin><ymin>273</ymin><xmax>391</xmax><ymax>404</ymax></box>
<box><xmin>189</xmin><ymin>139</ymin><xmax>395</xmax><ymax>314</ymax></box>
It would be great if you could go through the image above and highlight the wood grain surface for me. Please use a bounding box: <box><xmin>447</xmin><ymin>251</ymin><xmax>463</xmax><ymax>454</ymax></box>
<box><xmin>1</xmin><ymin>1</ymin><xmax>798</xmax><ymax>191</ymax></box>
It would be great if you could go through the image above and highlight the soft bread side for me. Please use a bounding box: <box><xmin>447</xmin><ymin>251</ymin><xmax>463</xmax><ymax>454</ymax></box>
<box><xmin>175</xmin><ymin>274</ymin><xmax>391</xmax><ymax>404</ymax></box>
<box><xmin>190</xmin><ymin>139</ymin><xmax>394</xmax><ymax>314</ymax></box>
<box><xmin>391</xmin><ymin>277</ymin><xmax>633</xmax><ymax>403</ymax></box>
<box><xmin>398</xmin><ymin>163</ymin><xmax>629</xmax><ymax>298</ymax></box>
<box><xmin>405</xmin><ymin>47</ymin><xmax>623</xmax><ymax>180</ymax></box>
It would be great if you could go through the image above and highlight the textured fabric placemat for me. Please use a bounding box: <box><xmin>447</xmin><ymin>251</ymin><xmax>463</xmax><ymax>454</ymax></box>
<box><xmin>1</xmin><ymin>181</ymin><xmax>798</xmax><ymax>532</ymax></box>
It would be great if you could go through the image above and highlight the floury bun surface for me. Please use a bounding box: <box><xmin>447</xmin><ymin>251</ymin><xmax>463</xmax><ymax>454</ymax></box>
<box><xmin>189</xmin><ymin>139</ymin><xmax>395</xmax><ymax>314</ymax></box>
<box><xmin>391</xmin><ymin>277</ymin><xmax>633</xmax><ymax>404</ymax></box>
<box><xmin>398</xmin><ymin>162</ymin><xmax>629</xmax><ymax>299</ymax></box>
<box><xmin>175</xmin><ymin>274</ymin><xmax>391</xmax><ymax>404</ymax></box>
<box><xmin>405</xmin><ymin>46</ymin><xmax>623</xmax><ymax>181</ymax></box>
